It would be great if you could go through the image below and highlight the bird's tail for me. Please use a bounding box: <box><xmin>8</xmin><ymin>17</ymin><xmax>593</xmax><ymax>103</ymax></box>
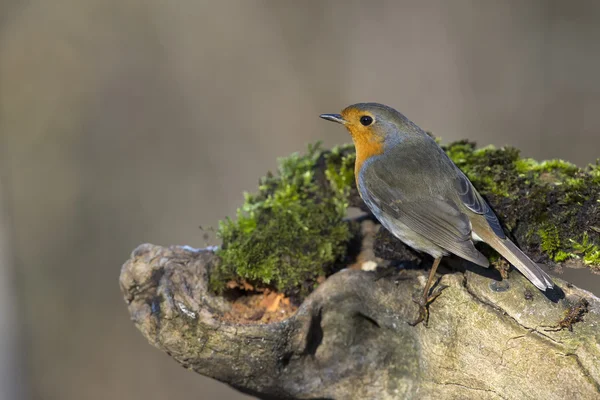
<box><xmin>494</xmin><ymin>238</ymin><xmax>555</xmax><ymax>291</ymax></box>
<box><xmin>472</xmin><ymin>220</ymin><xmax>554</xmax><ymax>291</ymax></box>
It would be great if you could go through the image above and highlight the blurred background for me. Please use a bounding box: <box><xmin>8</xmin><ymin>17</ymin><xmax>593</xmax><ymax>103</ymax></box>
<box><xmin>1</xmin><ymin>1</ymin><xmax>599</xmax><ymax>399</ymax></box>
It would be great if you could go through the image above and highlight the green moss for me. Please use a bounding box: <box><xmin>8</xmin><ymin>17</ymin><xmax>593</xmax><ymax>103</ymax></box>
<box><xmin>537</xmin><ymin>225</ymin><xmax>578</xmax><ymax>263</ymax></box>
<box><xmin>439</xmin><ymin>140</ymin><xmax>600</xmax><ymax>268</ymax></box>
<box><xmin>553</xmin><ymin>251</ymin><xmax>570</xmax><ymax>263</ymax></box>
<box><xmin>324</xmin><ymin>143</ymin><xmax>356</xmax><ymax>197</ymax></box>
<box><xmin>211</xmin><ymin>143</ymin><xmax>355</xmax><ymax>294</ymax></box>
<box><xmin>515</xmin><ymin>158</ymin><xmax>579</xmax><ymax>177</ymax></box>
<box><xmin>213</xmin><ymin>139</ymin><xmax>600</xmax><ymax>295</ymax></box>
<box><xmin>570</xmin><ymin>232</ymin><xmax>600</xmax><ymax>267</ymax></box>
<box><xmin>444</xmin><ymin>142</ymin><xmax>519</xmax><ymax>197</ymax></box>
<box><xmin>588</xmin><ymin>160</ymin><xmax>600</xmax><ymax>185</ymax></box>
<box><xmin>538</xmin><ymin>225</ymin><xmax>561</xmax><ymax>258</ymax></box>
<box><xmin>514</xmin><ymin>158</ymin><xmax>539</xmax><ymax>175</ymax></box>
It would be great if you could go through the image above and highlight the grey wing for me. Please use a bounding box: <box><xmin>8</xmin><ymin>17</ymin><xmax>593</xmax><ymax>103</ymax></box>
<box><xmin>361</xmin><ymin>164</ymin><xmax>489</xmax><ymax>267</ymax></box>
<box><xmin>454</xmin><ymin>170</ymin><xmax>506</xmax><ymax>239</ymax></box>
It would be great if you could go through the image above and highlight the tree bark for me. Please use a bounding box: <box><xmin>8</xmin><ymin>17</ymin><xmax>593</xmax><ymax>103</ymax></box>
<box><xmin>120</xmin><ymin>242</ymin><xmax>600</xmax><ymax>400</ymax></box>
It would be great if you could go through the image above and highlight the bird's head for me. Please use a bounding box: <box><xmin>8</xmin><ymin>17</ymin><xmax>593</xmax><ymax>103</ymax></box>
<box><xmin>320</xmin><ymin>103</ymin><xmax>420</xmax><ymax>172</ymax></box>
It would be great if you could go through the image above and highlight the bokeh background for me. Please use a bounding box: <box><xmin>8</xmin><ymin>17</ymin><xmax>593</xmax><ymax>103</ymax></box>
<box><xmin>1</xmin><ymin>1</ymin><xmax>600</xmax><ymax>399</ymax></box>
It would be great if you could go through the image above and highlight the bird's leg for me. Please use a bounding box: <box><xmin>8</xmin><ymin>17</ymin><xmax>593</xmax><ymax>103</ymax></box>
<box><xmin>409</xmin><ymin>256</ymin><xmax>443</xmax><ymax>327</ymax></box>
<box><xmin>421</xmin><ymin>256</ymin><xmax>442</xmax><ymax>301</ymax></box>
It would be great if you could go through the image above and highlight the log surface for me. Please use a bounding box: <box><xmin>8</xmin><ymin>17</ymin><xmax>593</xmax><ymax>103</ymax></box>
<box><xmin>120</xmin><ymin>244</ymin><xmax>600</xmax><ymax>400</ymax></box>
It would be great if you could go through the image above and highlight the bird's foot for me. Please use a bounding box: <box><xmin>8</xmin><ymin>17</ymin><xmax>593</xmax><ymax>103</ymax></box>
<box><xmin>408</xmin><ymin>282</ymin><xmax>448</xmax><ymax>327</ymax></box>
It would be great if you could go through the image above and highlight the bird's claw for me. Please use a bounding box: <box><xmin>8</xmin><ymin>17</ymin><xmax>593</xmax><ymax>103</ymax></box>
<box><xmin>408</xmin><ymin>283</ymin><xmax>448</xmax><ymax>327</ymax></box>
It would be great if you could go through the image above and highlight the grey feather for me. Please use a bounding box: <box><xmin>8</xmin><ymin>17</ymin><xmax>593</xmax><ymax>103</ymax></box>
<box><xmin>359</xmin><ymin>141</ymin><xmax>490</xmax><ymax>267</ymax></box>
<box><xmin>454</xmin><ymin>170</ymin><xmax>506</xmax><ymax>239</ymax></box>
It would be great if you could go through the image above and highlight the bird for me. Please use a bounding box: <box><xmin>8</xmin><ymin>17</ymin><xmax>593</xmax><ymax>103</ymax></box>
<box><xmin>320</xmin><ymin>103</ymin><xmax>554</xmax><ymax>324</ymax></box>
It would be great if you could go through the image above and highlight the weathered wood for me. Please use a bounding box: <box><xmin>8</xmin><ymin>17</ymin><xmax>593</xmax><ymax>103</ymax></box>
<box><xmin>120</xmin><ymin>243</ymin><xmax>600</xmax><ymax>400</ymax></box>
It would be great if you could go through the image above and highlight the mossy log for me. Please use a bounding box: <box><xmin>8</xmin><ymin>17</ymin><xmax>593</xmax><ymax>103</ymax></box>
<box><xmin>120</xmin><ymin>243</ymin><xmax>600</xmax><ymax>399</ymax></box>
<box><xmin>212</xmin><ymin>141</ymin><xmax>600</xmax><ymax>297</ymax></box>
<box><xmin>120</xmin><ymin>142</ymin><xmax>600</xmax><ymax>399</ymax></box>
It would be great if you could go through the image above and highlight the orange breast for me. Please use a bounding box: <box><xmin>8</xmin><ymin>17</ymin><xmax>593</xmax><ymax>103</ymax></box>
<box><xmin>339</xmin><ymin>107</ymin><xmax>386</xmax><ymax>187</ymax></box>
<box><xmin>354</xmin><ymin>136</ymin><xmax>384</xmax><ymax>186</ymax></box>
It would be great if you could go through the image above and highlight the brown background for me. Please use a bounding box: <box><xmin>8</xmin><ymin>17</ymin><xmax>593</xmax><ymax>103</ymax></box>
<box><xmin>1</xmin><ymin>1</ymin><xmax>599</xmax><ymax>399</ymax></box>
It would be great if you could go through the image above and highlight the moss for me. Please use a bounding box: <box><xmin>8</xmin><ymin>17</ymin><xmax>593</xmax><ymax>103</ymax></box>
<box><xmin>214</xmin><ymin>139</ymin><xmax>600</xmax><ymax>295</ymax></box>
<box><xmin>538</xmin><ymin>225</ymin><xmax>561</xmax><ymax>258</ymax></box>
<box><xmin>444</xmin><ymin>141</ymin><xmax>519</xmax><ymax>197</ymax></box>
<box><xmin>515</xmin><ymin>158</ymin><xmax>579</xmax><ymax>178</ymax></box>
<box><xmin>211</xmin><ymin>143</ymin><xmax>355</xmax><ymax>295</ymax></box>
<box><xmin>553</xmin><ymin>251</ymin><xmax>570</xmax><ymax>263</ymax></box>
<box><xmin>588</xmin><ymin>160</ymin><xmax>600</xmax><ymax>188</ymax></box>
<box><xmin>324</xmin><ymin>143</ymin><xmax>356</xmax><ymax>197</ymax></box>
<box><xmin>570</xmin><ymin>233</ymin><xmax>600</xmax><ymax>267</ymax></box>
<box><xmin>429</xmin><ymin>140</ymin><xmax>600</xmax><ymax>268</ymax></box>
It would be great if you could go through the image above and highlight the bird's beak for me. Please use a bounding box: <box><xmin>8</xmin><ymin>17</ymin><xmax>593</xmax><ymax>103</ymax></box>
<box><xmin>319</xmin><ymin>113</ymin><xmax>347</xmax><ymax>125</ymax></box>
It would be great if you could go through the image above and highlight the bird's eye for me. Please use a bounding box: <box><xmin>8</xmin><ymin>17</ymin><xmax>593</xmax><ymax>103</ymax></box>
<box><xmin>360</xmin><ymin>116</ymin><xmax>373</xmax><ymax>126</ymax></box>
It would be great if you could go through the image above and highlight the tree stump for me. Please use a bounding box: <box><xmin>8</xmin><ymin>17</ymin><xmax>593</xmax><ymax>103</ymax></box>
<box><xmin>120</xmin><ymin>141</ymin><xmax>600</xmax><ymax>399</ymax></box>
<box><xmin>120</xmin><ymin>242</ymin><xmax>600</xmax><ymax>399</ymax></box>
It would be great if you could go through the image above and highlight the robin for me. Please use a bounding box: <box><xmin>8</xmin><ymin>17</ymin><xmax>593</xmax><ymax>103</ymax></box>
<box><xmin>320</xmin><ymin>103</ymin><xmax>554</xmax><ymax>324</ymax></box>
